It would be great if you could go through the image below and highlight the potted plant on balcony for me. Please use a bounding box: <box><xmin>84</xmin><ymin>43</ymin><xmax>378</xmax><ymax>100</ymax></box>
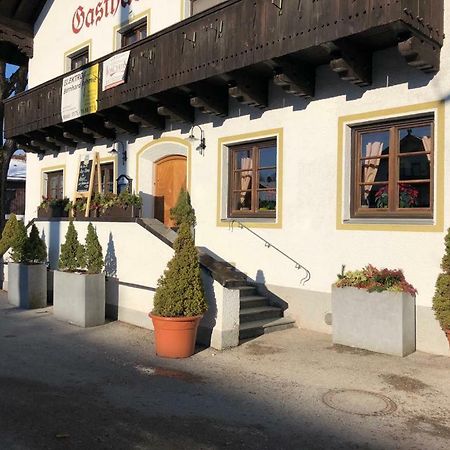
<box><xmin>149</xmin><ymin>191</ymin><xmax>207</xmax><ymax>358</ymax></box>
<box><xmin>432</xmin><ymin>228</ymin><xmax>450</xmax><ymax>347</ymax></box>
<box><xmin>37</xmin><ymin>197</ymin><xmax>70</xmax><ymax>219</ymax></box>
<box><xmin>8</xmin><ymin>218</ymin><xmax>48</xmax><ymax>309</ymax></box>
<box><xmin>54</xmin><ymin>221</ymin><xmax>105</xmax><ymax>327</ymax></box>
<box><xmin>331</xmin><ymin>265</ymin><xmax>417</xmax><ymax>356</ymax></box>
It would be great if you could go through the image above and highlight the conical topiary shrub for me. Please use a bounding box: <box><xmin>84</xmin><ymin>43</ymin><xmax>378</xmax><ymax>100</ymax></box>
<box><xmin>433</xmin><ymin>228</ymin><xmax>450</xmax><ymax>343</ymax></box>
<box><xmin>0</xmin><ymin>214</ymin><xmax>20</xmax><ymax>256</ymax></box>
<box><xmin>10</xmin><ymin>219</ymin><xmax>27</xmax><ymax>263</ymax></box>
<box><xmin>85</xmin><ymin>223</ymin><xmax>104</xmax><ymax>274</ymax></box>
<box><xmin>170</xmin><ymin>189</ymin><xmax>196</xmax><ymax>228</ymax></box>
<box><xmin>23</xmin><ymin>224</ymin><xmax>47</xmax><ymax>264</ymax></box>
<box><xmin>153</xmin><ymin>221</ymin><xmax>207</xmax><ymax>317</ymax></box>
<box><xmin>59</xmin><ymin>221</ymin><xmax>86</xmax><ymax>272</ymax></box>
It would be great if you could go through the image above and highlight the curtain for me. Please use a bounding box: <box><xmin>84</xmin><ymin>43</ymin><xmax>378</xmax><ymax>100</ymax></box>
<box><xmin>240</xmin><ymin>156</ymin><xmax>253</xmax><ymax>205</ymax></box>
<box><xmin>363</xmin><ymin>142</ymin><xmax>383</xmax><ymax>201</ymax></box>
<box><xmin>422</xmin><ymin>136</ymin><xmax>432</xmax><ymax>162</ymax></box>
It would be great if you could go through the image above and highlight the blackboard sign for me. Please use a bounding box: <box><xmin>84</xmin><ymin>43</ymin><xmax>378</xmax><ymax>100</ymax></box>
<box><xmin>77</xmin><ymin>159</ymin><xmax>93</xmax><ymax>192</ymax></box>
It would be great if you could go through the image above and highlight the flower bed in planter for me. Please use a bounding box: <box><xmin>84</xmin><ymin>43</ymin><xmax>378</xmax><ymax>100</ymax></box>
<box><xmin>332</xmin><ymin>265</ymin><xmax>417</xmax><ymax>357</ymax></box>
<box><xmin>37</xmin><ymin>197</ymin><xmax>70</xmax><ymax>219</ymax></box>
<box><xmin>92</xmin><ymin>191</ymin><xmax>142</xmax><ymax>219</ymax></box>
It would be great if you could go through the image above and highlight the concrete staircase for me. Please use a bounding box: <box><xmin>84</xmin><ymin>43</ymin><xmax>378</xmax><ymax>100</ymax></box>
<box><xmin>237</xmin><ymin>284</ymin><xmax>295</xmax><ymax>341</ymax></box>
<box><xmin>137</xmin><ymin>218</ymin><xmax>296</xmax><ymax>343</ymax></box>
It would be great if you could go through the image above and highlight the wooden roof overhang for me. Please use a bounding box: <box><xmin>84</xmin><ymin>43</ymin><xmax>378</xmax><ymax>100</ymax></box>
<box><xmin>0</xmin><ymin>0</ymin><xmax>47</xmax><ymax>65</ymax></box>
<box><xmin>3</xmin><ymin>0</ymin><xmax>444</xmax><ymax>154</ymax></box>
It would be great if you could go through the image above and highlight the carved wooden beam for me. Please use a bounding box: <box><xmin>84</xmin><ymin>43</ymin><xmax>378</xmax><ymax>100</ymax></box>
<box><xmin>188</xmin><ymin>82</ymin><xmax>228</xmax><ymax>117</ymax></box>
<box><xmin>25</xmin><ymin>132</ymin><xmax>61</xmax><ymax>152</ymax></box>
<box><xmin>15</xmin><ymin>136</ymin><xmax>44</xmax><ymax>155</ymax></box>
<box><xmin>270</xmin><ymin>57</ymin><xmax>315</xmax><ymax>98</ymax></box>
<box><xmin>79</xmin><ymin>116</ymin><xmax>116</xmax><ymax>140</ymax></box>
<box><xmin>0</xmin><ymin>16</ymin><xmax>33</xmax><ymax>63</ymax></box>
<box><xmin>101</xmin><ymin>108</ymin><xmax>139</xmax><ymax>135</ymax></box>
<box><xmin>324</xmin><ymin>40</ymin><xmax>372</xmax><ymax>87</ymax></box>
<box><xmin>398</xmin><ymin>35</ymin><xmax>440</xmax><ymax>73</ymax></box>
<box><xmin>156</xmin><ymin>92</ymin><xmax>195</xmax><ymax>123</ymax></box>
<box><xmin>59</xmin><ymin>123</ymin><xmax>96</xmax><ymax>144</ymax></box>
<box><xmin>123</xmin><ymin>99</ymin><xmax>165</xmax><ymax>129</ymax></box>
<box><xmin>227</xmin><ymin>71</ymin><xmax>268</xmax><ymax>109</ymax></box>
<box><xmin>45</xmin><ymin>127</ymin><xmax>78</xmax><ymax>149</ymax></box>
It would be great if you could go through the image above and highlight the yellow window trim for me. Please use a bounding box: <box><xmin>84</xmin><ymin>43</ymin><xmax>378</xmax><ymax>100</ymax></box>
<box><xmin>113</xmin><ymin>9</ymin><xmax>151</xmax><ymax>50</ymax></box>
<box><xmin>63</xmin><ymin>39</ymin><xmax>92</xmax><ymax>73</ymax></box>
<box><xmin>135</xmin><ymin>137</ymin><xmax>192</xmax><ymax>195</ymax></box>
<box><xmin>41</xmin><ymin>165</ymin><xmax>66</xmax><ymax>199</ymax></box>
<box><xmin>336</xmin><ymin>101</ymin><xmax>445</xmax><ymax>232</ymax></box>
<box><xmin>217</xmin><ymin>128</ymin><xmax>283</xmax><ymax>229</ymax></box>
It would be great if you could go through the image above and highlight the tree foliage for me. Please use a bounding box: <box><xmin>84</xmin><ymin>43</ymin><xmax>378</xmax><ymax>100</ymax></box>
<box><xmin>153</xmin><ymin>191</ymin><xmax>207</xmax><ymax>317</ymax></box>
<box><xmin>0</xmin><ymin>213</ymin><xmax>20</xmax><ymax>256</ymax></box>
<box><xmin>59</xmin><ymin>221</ymin><xmax>85</xmax><ymax>272</ymax></box>
<box><xmin>10</xmin><ymin>219</ymin><xmax>27</xmax><ymax>263</ymax></box>
<box><xmin>433</xmin><ymin>228</ymin><xmax>450</xmax><ymax>330</ymax></box>
<box><xmin>170</xmin><ymin>189</ymin><xmax>196</xmax><ymax>228</ymax></box>
<box><xmin>23</xmin><ymin>224</ymin><xmax>47</xmax><ymax>264</ymax></box>
<box><xmin>85</xmin><ymin>223</ymin><xmax>104</xmax><ymax>274</ymax></box>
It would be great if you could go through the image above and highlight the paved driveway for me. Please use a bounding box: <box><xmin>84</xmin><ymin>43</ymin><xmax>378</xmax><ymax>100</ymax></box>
<box><xmin>0</xmin><ymin>293</ymin><xmax>449</xmax><ymax>449</ymax></box>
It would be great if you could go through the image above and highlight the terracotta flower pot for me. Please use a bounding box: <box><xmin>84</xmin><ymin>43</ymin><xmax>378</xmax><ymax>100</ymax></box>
<box><xmin>149</xmin><ymin>313</ymin><xmax>202</xmax><ymax>358</ymax></box>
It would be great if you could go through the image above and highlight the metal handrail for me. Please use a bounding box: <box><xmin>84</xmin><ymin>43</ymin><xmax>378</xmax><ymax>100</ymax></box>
<box><xmin>229</xmin><ymin>220</ymin><xmax>311</xmax><ymax>285</ymax></box>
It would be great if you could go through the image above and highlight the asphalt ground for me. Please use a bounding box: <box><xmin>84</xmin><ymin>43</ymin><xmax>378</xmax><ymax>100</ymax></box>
<box><xmin>0</xmin><ymin>293</ymin><xmax>449</xmax><ymax>450</ymax></box>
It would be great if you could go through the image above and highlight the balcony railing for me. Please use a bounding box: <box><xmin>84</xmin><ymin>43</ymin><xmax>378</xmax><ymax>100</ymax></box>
<box><xmin>4</xmin><ymin>0</ymin><xmax>444</xmax><ymax>150</ymax></box>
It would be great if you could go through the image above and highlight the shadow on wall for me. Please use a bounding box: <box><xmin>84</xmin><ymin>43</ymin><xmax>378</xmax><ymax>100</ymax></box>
<box><xmin>198</xmin><ymin>270</ymin><xmax>218</xmax><ymax>346</ymax></box>
<box><xmin>46</xmin><ymin>221</ymin><xmax>61</xmax><ymax>269</ymax></box>
<box><xmin>253</xmin><ymin>269</ymin><xmax>289</xmax><ymax>312</ymax></box>
<box><xmin>104</xmin><ymin>232</ymin><xmax>119</xmax><ymax>322</ymax></box>
<box><xmin>140</xmin><ymin>192</ymin><xmax>154</xmax><ymax>219</ymax></box>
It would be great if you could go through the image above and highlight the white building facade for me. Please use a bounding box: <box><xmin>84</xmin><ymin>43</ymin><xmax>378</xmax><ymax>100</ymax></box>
<box><xmin>5</xmin><ymin>0</ymin><xmax>450</xmax><ymax>355</ymax></box>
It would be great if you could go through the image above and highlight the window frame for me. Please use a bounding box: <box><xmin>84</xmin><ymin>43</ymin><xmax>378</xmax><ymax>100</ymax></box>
<box><xmin>93</xmin><ymin>162</ymin><xmax>115</xmax><ymax>194</ymax></box>
<box><xmin>68</xmin><ymin>46</ymin><xmax>89</xmax><ymax>71</ymax></box>
<box><xmin>119</xmin><ymin>18</ymin><xmax>147</xmax><ymax>48</ymax></box>
<box><xmin>45</xmin><ymin>170</ymin><xmax>64</xmax><ymax>200</ymax></box>
<box><xmin>227</xmin><ymin>139</ymin><xmax>277</xmax><ymax>219</ymax></box>
<box><xmin>351</xmin><ymin>115</ymin><xmax>434</xmax><ymax>220</ymax></box>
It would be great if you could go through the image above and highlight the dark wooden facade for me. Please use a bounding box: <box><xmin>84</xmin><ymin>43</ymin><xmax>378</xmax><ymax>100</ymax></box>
<box><xmin>0</xmin><ymin>0</ymin><xmax>47</xmax><ymax>64</ymax></box>
<box><xmin>3</xmin><ymin>0</ymin><xmax>444</xmax><ymax>152</ymax></box>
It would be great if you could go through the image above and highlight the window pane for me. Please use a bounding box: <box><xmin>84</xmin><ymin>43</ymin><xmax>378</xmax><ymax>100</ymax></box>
<box><xmin>258</xmin><ymin>169</ymin><xmax>276</xmax><ymax>188</ymax></box>
<box><xmin>233</xmin><ymin>171</ymin><xmax>253</xmax><ymax>192</ymax></box>
<box><xmin>361</xmin><ymin>184</ymin><xmax>388</xmax><ymax>209</ymax></box>
<box><xmin>259</xmin><ymin>147</ymin><xmax>276</xmax><ymax>168</ymax></box>
<box><xmin>398</xmin><ymin>183</ymin><xmax>430</xmax><ymax>208</ymax></box>
<box><xmin>232</xmin><ymin>191</ymin><xmax>252</xmax><ymax>211</ymax></box>
<box><xmin>234</xmin><ymin>149</ymin><xmax>253</xmax><ymax>169</ymax></box>
<box><xmin>361</xmin><ymin>131</ymin><xmax>390</xmax><ymax>158</ymax></box>
<box><xmin>399</xmin><ymin>126</ymin><xmax>432</xmax><ymax>154</ymax></box>
<box><xmin>258</xmin><ymin>191</ymin><xmax>276</xmax><ymax>211</ymax></box>
<box><xmin>399</xmin><ymin>154</ymin><xmax>430</xmax><ymax>181</ymax></box>
<box><xmin>360</xmin><ymin>157</ymin><xmax>388</xmax><ymax>184</ymax></box>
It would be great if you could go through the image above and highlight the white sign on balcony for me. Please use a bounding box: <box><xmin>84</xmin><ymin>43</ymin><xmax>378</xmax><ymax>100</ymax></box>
<box><xmin>61</xmin><ymin>64</ymin><xmax>99</xmax><ymax>122</ymax></box>
<box><xmin>102</xmin><ymin>50</ymin><xmax>130</xmax><ymax>91</ymax></box>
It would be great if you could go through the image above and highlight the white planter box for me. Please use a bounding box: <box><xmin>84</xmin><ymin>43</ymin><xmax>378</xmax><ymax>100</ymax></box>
<box><xmin>331</xmin><ymin>286</ymin><xmax>416</xmax><ymax>357</ymax></box>
<box><xmin>54</xmin><ymin>271</ymin><xmax>105</xmax><ymax>328</ymax></box>
<box><xmin>8</xmin><ymin>263</ymin><xmax>47</xmax><ymax>309</ymax></box>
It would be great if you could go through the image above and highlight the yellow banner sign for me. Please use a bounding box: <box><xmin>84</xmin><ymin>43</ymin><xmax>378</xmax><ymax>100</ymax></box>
<box><xmin>61</xmin><ymin>64</ymin><xmax>99</xmax><ymax>122</ymax></box>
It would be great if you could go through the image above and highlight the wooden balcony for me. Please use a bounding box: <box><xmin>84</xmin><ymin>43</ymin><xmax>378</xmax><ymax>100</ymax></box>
<box><xmin>4</xmin><ymin>0</ymin><xmax>444</xmax><ymax>151</ymax></box>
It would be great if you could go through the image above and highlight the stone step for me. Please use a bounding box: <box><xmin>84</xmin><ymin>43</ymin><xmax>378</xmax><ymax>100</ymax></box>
<box><xmin>239</xmin><ymin>295</ymin><xmax>270</xmax><ymax>309</ymax></box>
<box><xmin>237</xmin><ymin>285</ymin><xmax>258</xmax><ymax>297</ymax></box>
<box><xmin>239</xmin><ymin>306</ymin><xmax>282</xmax><ymax>323</ymax></box>
<box><xmin>239</xmin><ymin>317</ymin><xmax>296</xmax><ymax>341</ymax></box>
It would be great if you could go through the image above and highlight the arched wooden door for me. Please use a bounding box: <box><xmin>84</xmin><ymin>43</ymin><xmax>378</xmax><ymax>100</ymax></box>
<box><xmin>154</xmin><ymin>155</ymin><xmax>187</xmax><ymax>228</ymax></box>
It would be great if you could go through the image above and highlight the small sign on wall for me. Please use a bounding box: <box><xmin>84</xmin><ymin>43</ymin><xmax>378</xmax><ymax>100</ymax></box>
<box><xmin>61</xmin><ymin>64</ymin><xmax>99</xmax><ymax>122</ymax></box>
<box><xmin>102</xmin><ymin>51</ymin><xmax>130</xmax><ymax>91</ymax></box>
